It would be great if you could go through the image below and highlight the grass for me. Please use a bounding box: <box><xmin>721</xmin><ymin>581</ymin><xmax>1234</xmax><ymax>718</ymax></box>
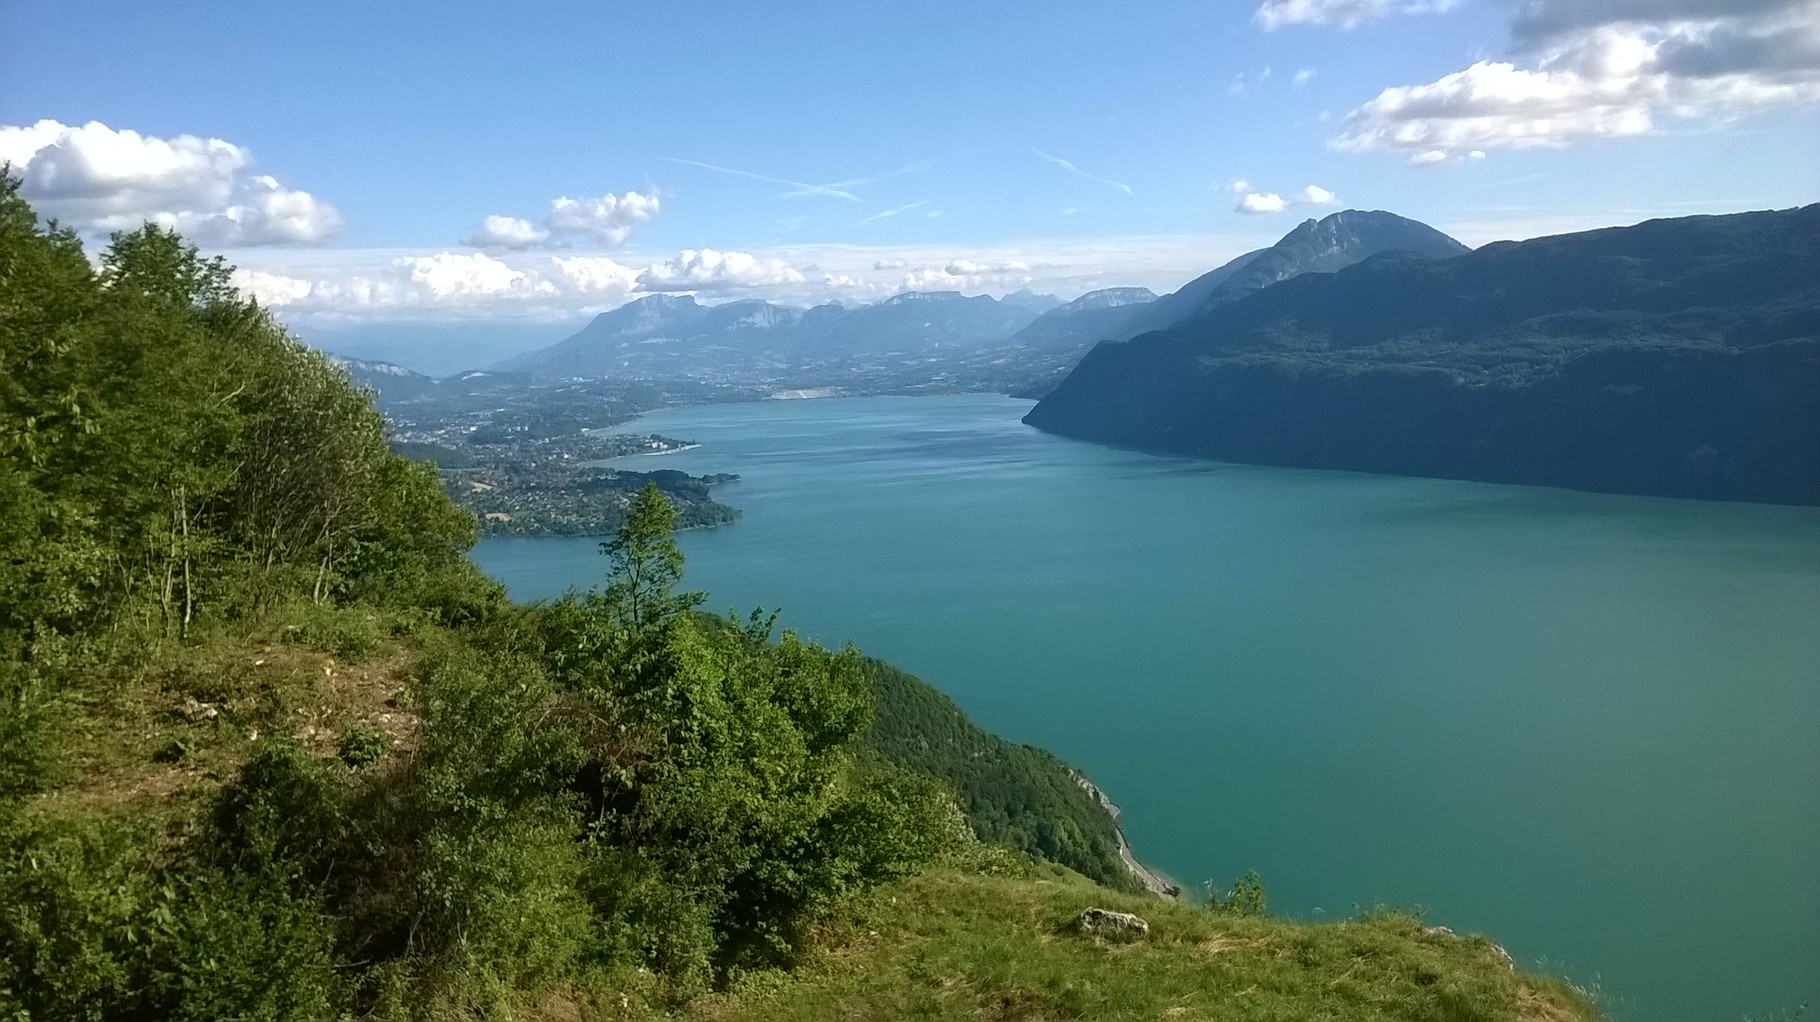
<box><xmin>684</xmin><ymin>865</ymin><xmax>1597</xmax><ymax>1022</ymax></box>
<box><xmin>36</xmin><ymin>603</ymin><xmax>423</xmax><ymax>834</ymax></box>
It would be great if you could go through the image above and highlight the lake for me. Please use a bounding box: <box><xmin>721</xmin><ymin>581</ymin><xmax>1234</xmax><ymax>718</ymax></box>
<box><xmin>473</xmin><ymin>393</ymin><xmax>1820</xmax><ymax>1021</ymax></box>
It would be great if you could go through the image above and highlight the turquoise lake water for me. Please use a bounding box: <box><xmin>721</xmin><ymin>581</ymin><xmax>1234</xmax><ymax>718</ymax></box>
<box><xmin>472</xmin><ymin>393</ymin><xmax>1820</xmax><ymax>1020</ymax></box>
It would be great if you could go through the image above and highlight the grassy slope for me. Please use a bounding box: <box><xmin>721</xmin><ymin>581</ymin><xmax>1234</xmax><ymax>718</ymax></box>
<box><xmin>25</xmin><ymin>611</ymin><xmax>1596</xmax><ymax>1021</ymax></box>
<box><xmin>27</xmin><ymin>605</ymin><xmax>423</xmax><ymax>840</ymax></box>
<box><xmin>691</xmin><ymin>866</ymin><xmax>1596</xmax><ymax>1022</ymax></box>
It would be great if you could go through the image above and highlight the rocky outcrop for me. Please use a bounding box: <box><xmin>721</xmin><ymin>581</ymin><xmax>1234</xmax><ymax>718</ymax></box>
<box><xmin>1070</xmin><ymin>770</ymin><xmax>1181</xmax><ymax>899</ymax></box>
<box><xmin>1074</xmin><ymin>908</ymin><xmax>1150</xmax><ymax>939</ymax></box>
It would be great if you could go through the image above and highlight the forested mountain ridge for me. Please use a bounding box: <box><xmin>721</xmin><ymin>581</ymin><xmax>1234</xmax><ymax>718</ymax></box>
<box><xmin>0</xmin><ymin>174</ymin><xmax>1596</xmax><ymax>1021</ymax></box>
<box><xmin>1027</xmin><ymin>205</ymin><xmax>1820</xmax><ymax>505</ymax></box>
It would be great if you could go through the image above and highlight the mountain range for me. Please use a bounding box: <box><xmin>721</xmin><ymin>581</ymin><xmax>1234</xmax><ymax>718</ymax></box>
<box><xmin>334</xmin><ymin>205</ymin><xmax>1818</xmax><ymax>505</ymax></box>
<box><xmin>1024</xmin><ymin>205</ymin><xmax>1820</xmax><ymax>505</ymax></box>
<box><xmin>472</xmin><ymin>209</ymin><xmax>1468</xmax><ymax>390</ymax></box>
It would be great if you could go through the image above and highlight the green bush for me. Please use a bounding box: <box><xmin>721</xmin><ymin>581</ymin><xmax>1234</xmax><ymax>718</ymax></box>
<box><xmin>144</xmin><ymin>871</ymin><xmax>339</xmax><ymax>1022</ymax></box>
<box><xmin>0</xmin><ymin>811</ymin><xmax>341</xmax><ymax>1022</ymax></box>
<box><xmin>338</xmin><ymin>723</ymin><xmax>393</xmax><ymax>768</ymax></box>
<box><xmin>0</xmin><ymin>663</ymin><xmax>62</xmax><ymax>805</ymax></box>
<box><xmin>0</xmin><ymin>814</ymin><xmax>150</xmax><ymax>1020</ymax></box>
<box><xmin>211</xmin><ymin>741</ymin><xmax>352</xmax><ymax>884</ymax></box>
<box><xmin>406</xmin><ymin>648</ymin><xmax>590</xmax><ymax>985</ymax></box>
<box><xmin>1207</xmin><ymin>869</ymin><xmax>1268</xmax><ymax>917</ymax></box>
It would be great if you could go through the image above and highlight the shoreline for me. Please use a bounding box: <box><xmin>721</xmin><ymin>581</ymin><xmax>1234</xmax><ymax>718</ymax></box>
<box><xmin>627</xmin><ymin>442</ymin><xmax>701</xmax><ymax>457</ymax></box>
<box><xmin>1068</xmin><ymin>770</ymin><xmax>1180</xmax><ymax>899</ymax></box>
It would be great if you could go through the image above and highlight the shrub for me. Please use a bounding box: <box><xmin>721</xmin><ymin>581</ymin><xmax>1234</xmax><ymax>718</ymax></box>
<box><xmin>144</xmin><ymin>870</ymin><xmax>340</xmax><ymax>1022</ymax></box>
<box><xmin>0</xmin><ymin>814</ymin><xmax>149</xmax><ymax>1020</ymax></box>
<box><xmin>0</xmin><ymin>662</ymin><xmax>63</xmax><ymax>805</ymax></box>
<box><xmin>338</xmin><ymin>723</ymin><xmax>392</xmax><ymax>768</ymax></box>
<box><xmin>1207</xmin><ymin>869</ymin><xmax>1268</xmax><ymax>917</ymax></box>
<box><xmin>211</xmin><ymin>740</ymin><xmax>352</xmax><ymax>884</ymax></box>
<box><xmin>405</xmin><ymin>648</ymin><xmax>590</xmax><ymax>986</ymax></box>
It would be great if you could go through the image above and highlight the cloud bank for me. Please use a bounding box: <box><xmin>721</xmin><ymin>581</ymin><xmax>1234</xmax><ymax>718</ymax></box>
<box><xmin>0</xmin><ymin>119</ymin><xmax>342</xmax><ymax>244</ymax></box>
<box><xmin>1255</xmin><ymin>0</ymin><xmax>1459</xmax><ymax>31</ymax></box>
<box><xmin>1334</xmin><ymin>0</ymin><xmax>1820</xmax><ymax>159</ymax></box>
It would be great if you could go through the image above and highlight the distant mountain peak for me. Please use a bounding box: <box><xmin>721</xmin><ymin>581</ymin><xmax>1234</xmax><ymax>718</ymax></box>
<box><xmin>1066</xmin><ymin>287</ymin><xmax>1157</xmax><ymax>311</ymax></box>
<box><xmin>1279</xmin><ymin>209</ymin><xmax>1470</xmax><ymax>256</ymax></box>
<box><xmin>631</xmin><ymin>293</ymin><xmax>702</xmax><ymax>309</ymax></box>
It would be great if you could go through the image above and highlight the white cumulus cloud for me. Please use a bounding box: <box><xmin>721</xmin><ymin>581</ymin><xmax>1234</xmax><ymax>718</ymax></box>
<box><xmin>1229</xmin><ymin>178</ymin><xmax>1340</xmax><ymax>214</ymax></box>
<box><xmin>467</xmin><ymin>215</ymin><xmax>549</xmax><ymax>249</ymax></box>
<box><xmin>551</xmin><ymin>255</ymin><xmax>639</xmax><ymax>295</ymax></box>
<box><xmin>466</xmin><ymin>191</ymin><xmax>659</xmax><ymax>249</ymax></box>
<box><xmin>230</xmin><ymin>269</ymin><xmax>314</xmax><ymax>307</ymax></box>
<box><xmin>1333</xmin><ymin>0</ymin><xmax>1820</xmax><ymax>159</ymax></box>
<box><xmin>547</xmin><ymin>192</ymin><xmax>659</xmax><ymax>245</ymax></box>
<box><xmin>1236</xmin><ymin>191</ymin><xmax>1289</xmax><ymax>214</ymax></box>
<box><xmin>1255</xmin><ymin>0</ymin><xmax>1459</xmax><ymax>31</ymax></box>
<box><xmin>0</xmin><ymin>119</ymin><xmax>342</xmax><ymax>245</ymax></box>
<box><xmin>637</xmin><ymin>249</ymin><xmax>805</xmax><ymax>292</ymax></box>
<box><xmin>401</xmin><ymin>252</ymin><xmax>553</xmax><ymax>301</ymax></box>
<box><xmin>901</xmin><ymin>259</ymin><xmax>1034</xmax><ymax>291</ymax></box>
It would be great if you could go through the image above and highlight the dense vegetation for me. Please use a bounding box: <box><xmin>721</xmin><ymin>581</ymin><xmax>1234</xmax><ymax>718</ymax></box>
<box><xmin>1</xmin><ymin>173</ymin><xmax>1596</xmax><ymax>1020</ymax></box>
<box><xmin>456</xmin><ymin>465</ymin><xmax>740</xmax><ymax>537</ymax></box>
<box><xmin>1027</xmin><ymin>205</ymin><xmax>1820</xmax><ymax>504</ymax></box>
<box><xmin>860</xmin><ymin>658</ymin><xmax>1140</xmax><ymax>892</ymax></box>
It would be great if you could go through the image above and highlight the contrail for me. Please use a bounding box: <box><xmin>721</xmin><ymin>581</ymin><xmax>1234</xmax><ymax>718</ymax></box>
<box><xmin>853</xmin><ymin>200</ymin><xmax>932</xmax><ymax>227</ymax></box>
<box><xmin>1033</xmin><ymin>149</ymin><xmax>1134</xmax><ymax>196</ymax></box>
<box><xmin>662</xmin><ymin>157</ymin><xmax>865</xmax><ymax>202</ymax></box>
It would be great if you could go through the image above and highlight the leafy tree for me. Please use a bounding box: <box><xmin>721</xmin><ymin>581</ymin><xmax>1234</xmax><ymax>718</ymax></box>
<box><xmin>600</xmin><ymin>482</ymin><xmax>704</xmax><ymax>633</ymax></box>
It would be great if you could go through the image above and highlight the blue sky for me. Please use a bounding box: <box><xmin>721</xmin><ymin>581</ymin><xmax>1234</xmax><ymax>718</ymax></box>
<box><xmin>4</xmin><ymin>0</ymin><xmax>1817</xmax><ymax>364</ymax></box>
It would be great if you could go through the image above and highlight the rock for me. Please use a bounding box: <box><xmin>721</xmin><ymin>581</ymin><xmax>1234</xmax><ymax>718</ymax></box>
<box><xmin>179</xmin><ymin>697</ymin><xmax>219</xmax><ymax>722</ymax></box>
<box><xmin>1075</xmin><ymin>907</ymin><xmax>1149</xmax><ymax>939</ymax></box>
<box><xmin>1424</xmin><ymin>924</ymin><xmax>1515</xmax><ymax>970</ymax></box>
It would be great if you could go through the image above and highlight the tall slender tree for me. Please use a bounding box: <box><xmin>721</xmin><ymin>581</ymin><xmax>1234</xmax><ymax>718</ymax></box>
<box><xmin>600</xmin><ymin>482</ymin><xmax>703</xmax><ymax>633</ymax></box>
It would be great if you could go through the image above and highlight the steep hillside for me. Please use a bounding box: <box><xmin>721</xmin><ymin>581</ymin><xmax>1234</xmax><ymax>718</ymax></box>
<box><xmin>1026</xmin><ymin>205</ymin><xmax>1820</xmax><ymax>504</ymax></box>
<box><xmin>1117</xmin><ymin>209</ymin><xmax>1472</xmax><ymax>340</ymax></box>
<box><xmin>1009</xmin><ymin>286</ymin><xmax>1159</xmax><ymax>350</ymax></box>
<box><xmin>496</xmin><ymin>294</ymin><xmax>716</xmax><ymax>375</ymax></box>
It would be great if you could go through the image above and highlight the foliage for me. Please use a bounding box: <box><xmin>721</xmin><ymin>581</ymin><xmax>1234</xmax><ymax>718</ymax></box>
<box><xmin>0</xmin><ymin>662</ymin><xmax>63</xmax><ymax>806</ymax></box>
<box><xmin>337</xmin><ymin>723</ymin><xmax>393</xmax><ymax>767</ymax></box>
<box><xmin>860</xmin><ymin>657</ymin><xmax>1139</xmax><ymax>891</ymax></box>
<box><xmin>0</xmin><ymin>811</ymin><xmax>338</xmax><ymax>1022</ymax></box>
<box><xmin>598</xmin><ymin>482</ymin><xmax>706</xmax><ymax>633</ymax></box>
<box><xmin>0</xmin><ymin>168</ymin><xmax>484</xmax><ymax>651</ymax></box>
<box><xmin>1206</xmin><ymin>869</ymin><xmax>1268</xmax><ymax>917</ymax></box>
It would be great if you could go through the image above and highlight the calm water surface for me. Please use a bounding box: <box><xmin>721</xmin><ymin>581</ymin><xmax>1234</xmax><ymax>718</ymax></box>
<box><xmin>474</xmin><ymin>394</ymin><xmax>1820</xmax><ymax>1021</ymax></box>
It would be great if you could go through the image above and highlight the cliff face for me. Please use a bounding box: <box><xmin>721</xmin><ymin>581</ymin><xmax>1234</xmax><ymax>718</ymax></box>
<box><xmin>1024</xmin><ymin>206</ymin><xmax>1820</xmax><ymax>505</ymax></box>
